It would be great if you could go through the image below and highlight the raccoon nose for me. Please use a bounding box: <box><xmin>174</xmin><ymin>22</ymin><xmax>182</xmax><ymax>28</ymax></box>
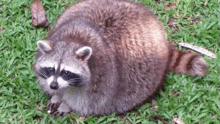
<box><xmin>50</xmin><ymin>81</ymin><xmax>58</xmax><ymax>89</ymax></box>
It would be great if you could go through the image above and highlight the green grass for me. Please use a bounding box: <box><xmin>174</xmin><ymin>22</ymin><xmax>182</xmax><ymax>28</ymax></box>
<box><xmin>0</xmin><ymin>0</ymin><xmax>219</xmax><ymax>123</ymax></box>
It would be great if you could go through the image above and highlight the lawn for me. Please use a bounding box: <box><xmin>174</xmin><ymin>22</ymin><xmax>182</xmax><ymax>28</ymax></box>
<box><xmin>0</xmin><ymin>0</ymin><xmax>219</xmax><ymax>123</ymax></box>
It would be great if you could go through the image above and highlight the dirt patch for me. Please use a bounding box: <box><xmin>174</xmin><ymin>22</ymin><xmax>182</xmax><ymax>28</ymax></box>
<box><xmin>164</xmin><ymin>3</ymin><xmax>176</xmax><ymax>11</ymax></box>
<box><xmin>33</xmin><ymin>115</ymin><xmax>43</xmax><ymax>121</ymax></box>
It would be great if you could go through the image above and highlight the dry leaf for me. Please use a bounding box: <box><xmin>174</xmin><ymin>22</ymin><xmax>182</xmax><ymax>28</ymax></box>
<box><xmin>179</xmin><ymin>41</ymin><xmax>216</xmax><ymax>59</ymax></box>
<box><xmin>31</xmin><ymin>0</ymin><xmax>49</xmax><ymax>27</ymax></box>
<box><xmin>36</xmin><ymin>105</ymin><xmax>42</xmax><ymax>111</ymax></box>
<box><xmin>150</xmin><ymin>115</ymin><xmax>168</xmax><ymax>124</ymax></box>
<box><xmin>79</xmin><ymin>116</ymin><xmax>86</xmax><ymax>120</ymax></box>
<box><xmin>192</xmin><ymin>17</ymin><xmax>200</xmax><ymax>22</ymax></box>
<box><xmin>173</xmin><ymin>117</ymin><xmax>184</xmax><ymax>124</ymax></box>
<box><xmin>76</xmin><ymin>116</ymin><xmax>87</xmax><ymax>123</ymax></box>
<box><xmin>8</xmin><ymin>119</ymin><xmax>13</xmax><ymax>122</ymax></box>
<box><xmin>168</xmin><ymin>18</ymin><xmax>178</xmax><ymax>31</ymax></box>
<box><xmin>0</xmin><ymin>27</ymin><xmax>4</xmax><ymax>32</ymax></box>
<box><xmin>192</xmin><ymin>17</ymin><xmax>202</xmax><ymax>24</ymax></box>
<box><xmin>211</xmin><ymin>115</ymin><xmax>217</xmax><ymax>119</ymax></box>
<box><xmin>164</xmin><ymin>3</ymin><xmax>176</xmax><ymax>11</ymax></box>
<box><xmin>151</xmin><ymin>99</ymin><xmax>157</xmax><ymax>108</ymax></box>
<box><xmin>172</xmin><ymin>90</ymin><xmax>182</xmax><ymax>96</ymax></box>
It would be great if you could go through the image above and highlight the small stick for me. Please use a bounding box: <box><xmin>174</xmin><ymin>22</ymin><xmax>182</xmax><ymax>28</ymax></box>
<box><xmin>178</xmin><ymin>41</ymin><xmax>216</xmax><ymax>59</ymax></box>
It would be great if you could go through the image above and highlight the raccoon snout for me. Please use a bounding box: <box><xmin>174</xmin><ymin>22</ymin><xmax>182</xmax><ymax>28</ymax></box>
<box><xmin>50</xmin><ymin>81</ymin><xmax>59</xmax><ymax>89</ymax></box>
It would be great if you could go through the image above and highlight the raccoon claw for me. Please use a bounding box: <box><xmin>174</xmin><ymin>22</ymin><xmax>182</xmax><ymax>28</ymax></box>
<box><xmin>47</xmin><ymin>100</ymin><xmax>60</xmax><ymax>114</ymax></box>
<box><xmin>51</xmin><ymin>111</ymin><xmax>66</xmax><ymax>117</ymax></box>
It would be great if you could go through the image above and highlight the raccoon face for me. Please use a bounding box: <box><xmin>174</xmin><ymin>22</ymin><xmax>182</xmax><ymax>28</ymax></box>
<box><xmin>35</xmin><ymin>40</ymin><xmax>92</xmax><ymax>90</ymax></box>
<box><xmin>39</xmin><ymin>66</ymin><xmax>82</xmax><ymax>89</ymax></box>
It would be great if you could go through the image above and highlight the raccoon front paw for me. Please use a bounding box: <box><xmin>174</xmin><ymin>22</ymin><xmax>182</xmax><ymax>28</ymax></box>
<box><xmin>52</xmin><ymin>102</ymin><xmax>71</xmax><ymax>117</ymax></box>
<box><xmin>47</xmin><ymin>100</ymin><xmax>61</xmax><ymax>114</ymax></box>
<box><xmin>47</xmin><ymin>94</ymin><xmax>62</xmax><ymax>114</ymax></box>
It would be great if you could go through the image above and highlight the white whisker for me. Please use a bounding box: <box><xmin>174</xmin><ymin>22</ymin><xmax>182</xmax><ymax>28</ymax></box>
<box><xmin>39</xmin><ymin>70</ymin><xmax>48</xmax><ymax>78</ymax></box>
<box><xmin>67</xmin><ymin>78</ymin><xmax>81</xmax><ymax>82</ymax></box>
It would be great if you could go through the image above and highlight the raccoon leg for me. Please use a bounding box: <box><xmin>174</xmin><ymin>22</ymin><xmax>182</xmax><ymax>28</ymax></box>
<box><xmin>52</xmin><ymin>102</ymin><xmax>71</xmax><ymax>116</ymax></box>
<box><xmin>47</xmin><ymin>95</ymin><xmax>62</xmax><ymax>114</ymax></box>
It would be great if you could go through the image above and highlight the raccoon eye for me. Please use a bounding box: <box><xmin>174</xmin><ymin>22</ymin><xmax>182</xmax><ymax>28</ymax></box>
<box><xmin>61</xmin><ymin>70</ymin><xmax>80</xmax><ymax>81</ymax></box>
<box><xmin>64</xmin><ymin>71</ymin><xmax>69</xmax><ymax>75</ymax></box>
<box><xmin>60</xmin><ymin>70</ymin><xmax>69</xmax><ymax>76</ymax></box>
<box><xmin>41</xmin><ymin>67</ymin><xmax>55</xmax><ymax>77</ymax></box>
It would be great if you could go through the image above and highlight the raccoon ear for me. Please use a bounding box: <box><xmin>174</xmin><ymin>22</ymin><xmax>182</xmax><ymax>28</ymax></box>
<box><xmin>75</xmin><ymin>46</ymin><xmax>92</xmax><ymax>61</ymax></box>
<box><xmin>37</xmin><ymin>40</ymin><xmax>52</xmax><ymax>54</ymax></box>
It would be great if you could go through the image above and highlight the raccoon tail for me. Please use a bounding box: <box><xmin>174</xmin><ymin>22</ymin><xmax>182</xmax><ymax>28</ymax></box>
<box><xmin>168</xmin><ymin>45</ymin><xmax>207</xmax><ymax>76</ymax></box>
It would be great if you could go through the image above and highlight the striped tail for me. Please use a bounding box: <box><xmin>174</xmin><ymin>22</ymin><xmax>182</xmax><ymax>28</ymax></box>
<box><xmin>168</xmin><ymin>46</ymin><xmax>207</xmax><ymax>76</ymax></box>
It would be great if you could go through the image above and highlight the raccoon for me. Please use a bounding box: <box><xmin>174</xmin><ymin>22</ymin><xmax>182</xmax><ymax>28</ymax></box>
<box><xmin>34</xmin><ymin>0</ymin><xmax>207</xmax><ymax>116</ymax></box>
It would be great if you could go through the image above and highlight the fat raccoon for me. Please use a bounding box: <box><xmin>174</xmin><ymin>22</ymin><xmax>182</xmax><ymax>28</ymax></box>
<box><xmin>34</xmin><ymin>0</ymin><xmax>207</xmax><ymax>116</ymax></box>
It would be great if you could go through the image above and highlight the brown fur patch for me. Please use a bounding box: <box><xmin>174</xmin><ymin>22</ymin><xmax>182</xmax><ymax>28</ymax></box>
<box><xmin>186</xmin><ymin>54</ymin><xmax>198</xmax><ymax>71</ymax></box>
<box><xmin>172</xmin><ymin>50</ymin><xmax>185</xmax><ymax>71</ymax></box>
